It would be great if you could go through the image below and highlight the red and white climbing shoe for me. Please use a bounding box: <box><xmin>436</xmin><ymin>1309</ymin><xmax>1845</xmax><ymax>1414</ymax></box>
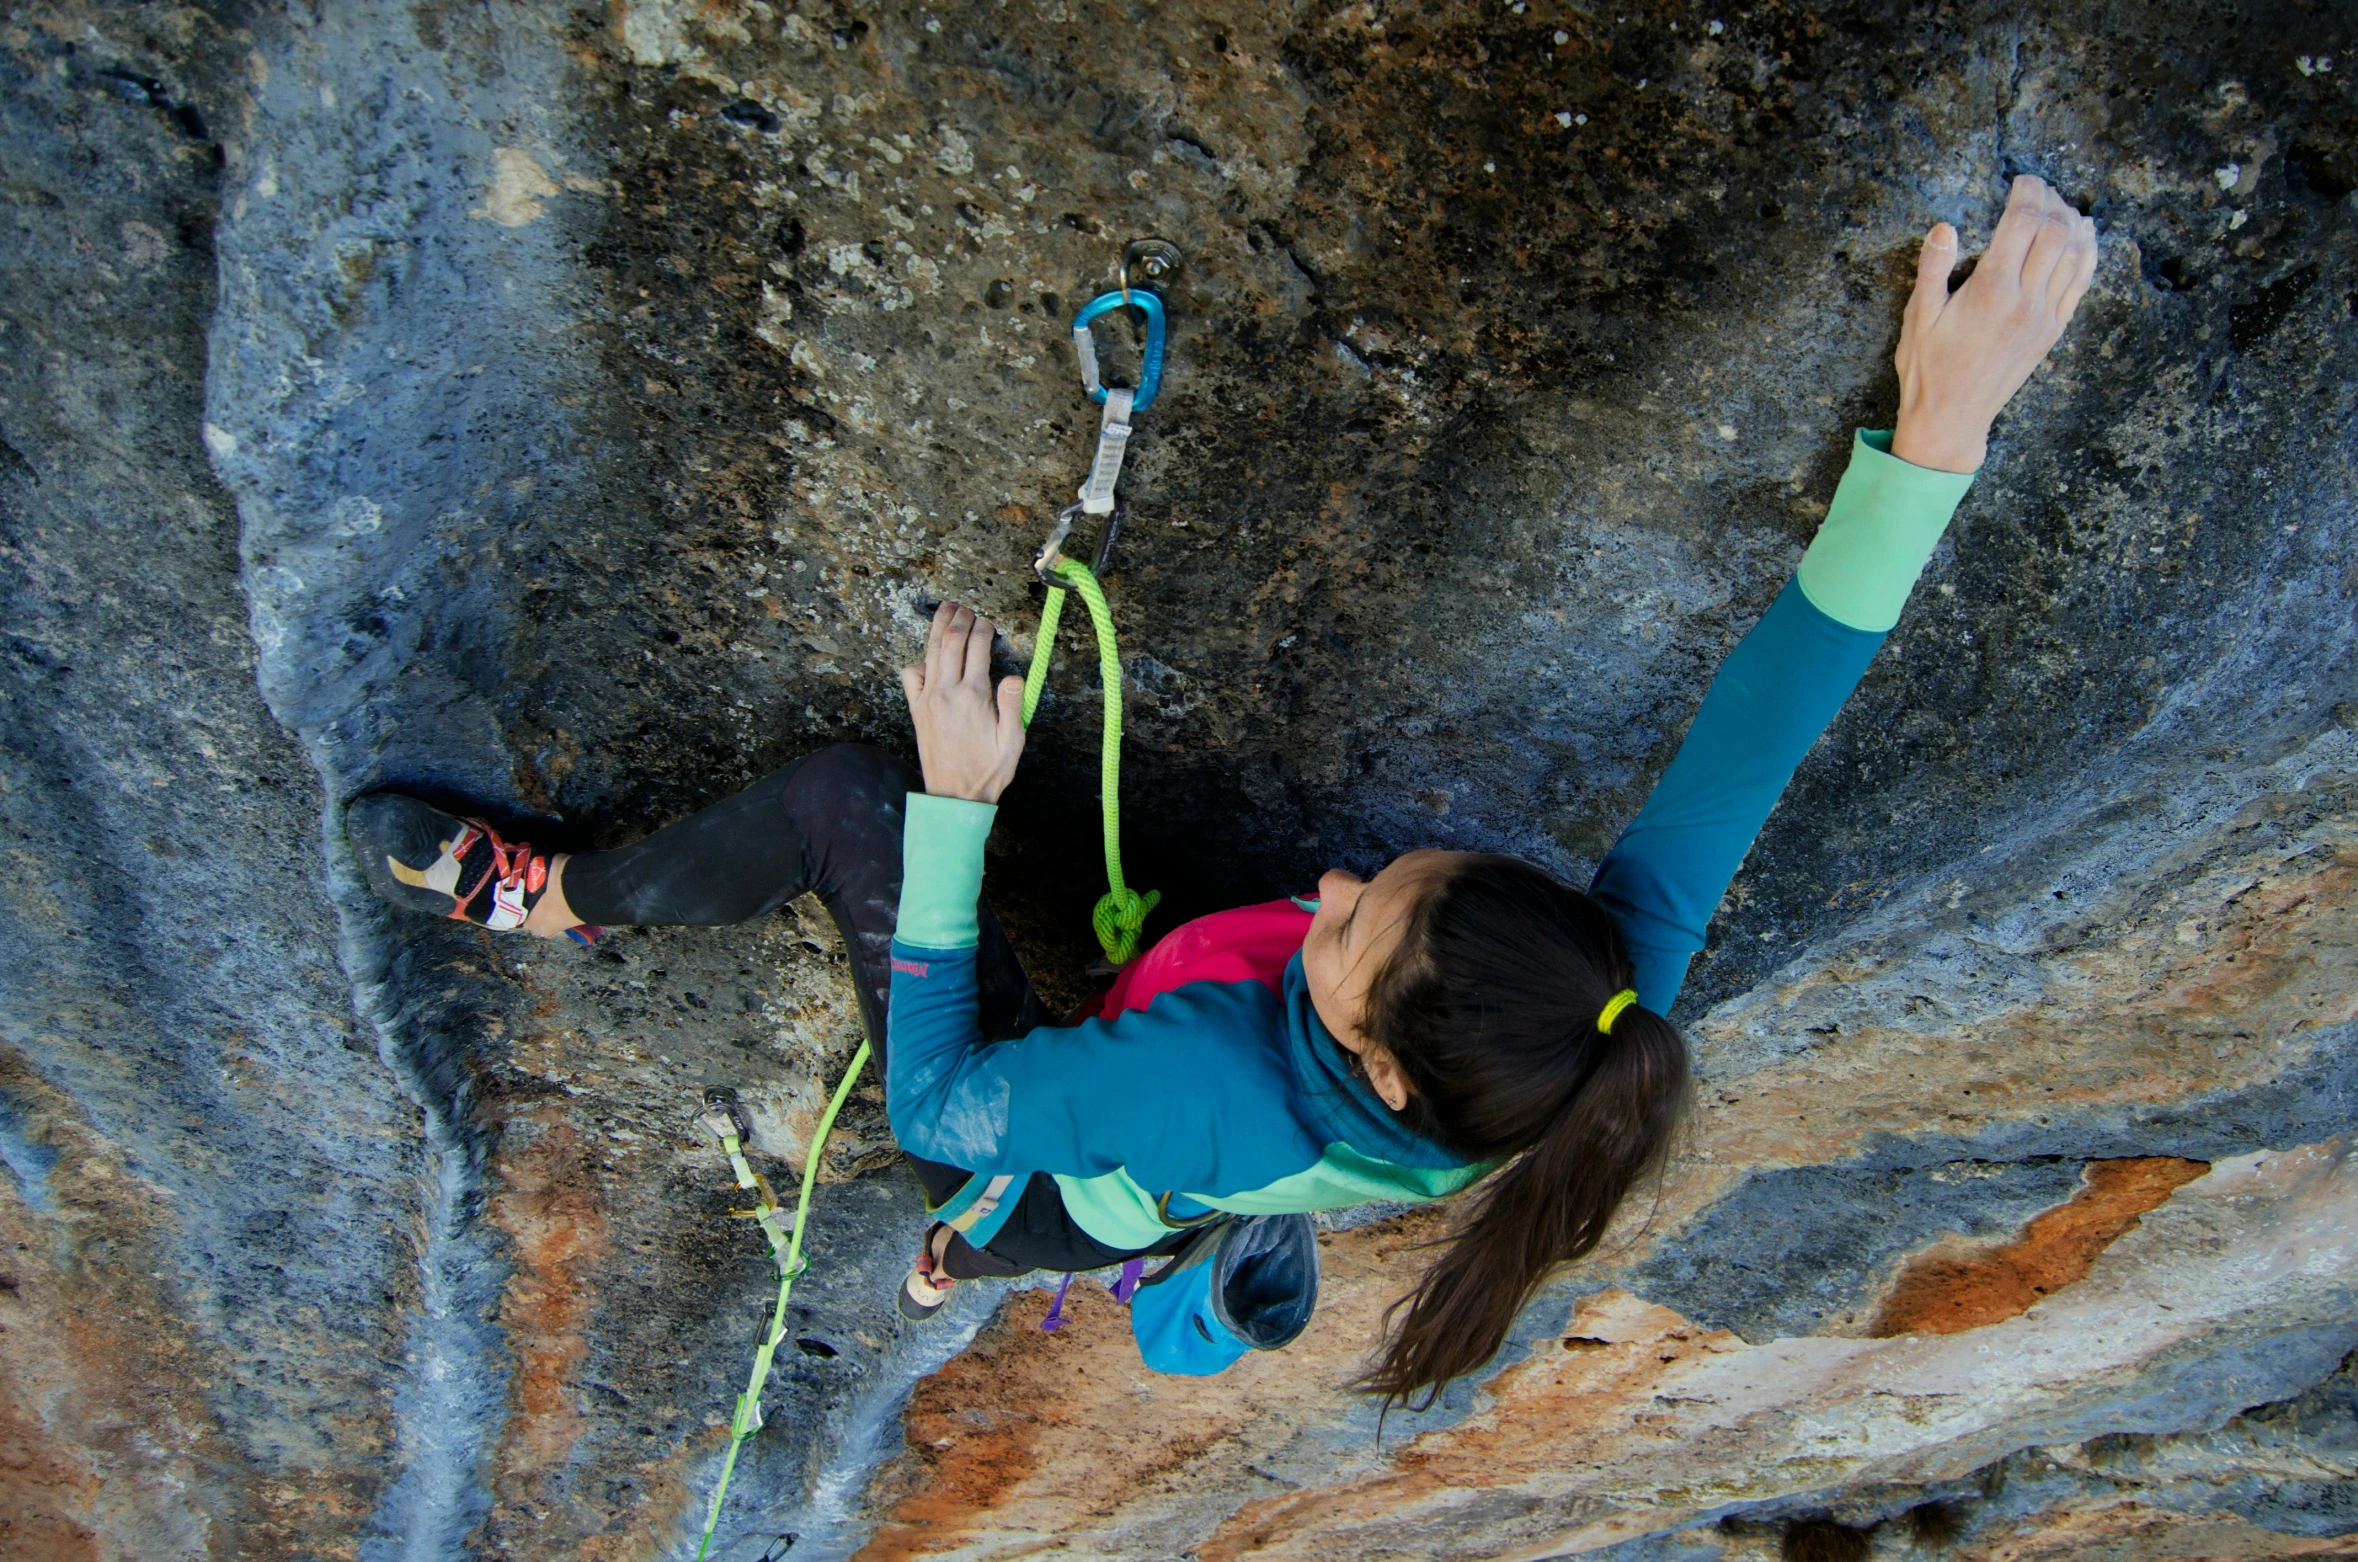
<box><xmin>348</xmin><ymin>793</ymin><xmax>600</xmax><ymax>944</ymax></box>
<box><xmin>897</xmin><ymin>1223</ymin><xmax>956</xmax><ymax>1321</ymax></box>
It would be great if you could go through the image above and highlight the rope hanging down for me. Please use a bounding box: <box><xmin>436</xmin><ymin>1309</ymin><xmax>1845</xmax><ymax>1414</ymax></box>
<box><xmin>691</xmin><ymin>1044</ymin><xmax>870</xmax><ymax>1561</ymax></box>
<box><xmin>1021</xmin><ymin>552</ymin><xmax>1159</xmax><ymax>965</ymax></box>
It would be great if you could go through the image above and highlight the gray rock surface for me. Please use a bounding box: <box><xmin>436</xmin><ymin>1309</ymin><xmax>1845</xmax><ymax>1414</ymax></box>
<box><xmin>1</xmin><ymin>0</ymin><xmax>2352</xmax><ymax>1557</ymax></box>
<box><xmin>1</xmin><ymin>7</ymin><xmax>420</xmax><ymax>1553</ymax></box>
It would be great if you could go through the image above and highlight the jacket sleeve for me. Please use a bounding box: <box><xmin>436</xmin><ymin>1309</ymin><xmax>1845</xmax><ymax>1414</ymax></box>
<box><xmin>886</xmin><ymin>795</ymin><xmax>1303</xmax><ymax>1187</ymax></box>
<box><xmin>883</xmin><ymin>791</ymin><xmax>1015</xmax><ymax>1167</ymax></box>
<box><xmin>1590</xmin><ymin>430</ymin><xmax>1976</xmax><ymax>1014</ymax></box>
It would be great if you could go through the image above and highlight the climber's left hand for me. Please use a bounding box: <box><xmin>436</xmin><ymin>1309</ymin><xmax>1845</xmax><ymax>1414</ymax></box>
<box><xmin>901</xmin><ymin>600</ymin><xmax>1026</xmax><ymax>804</ymax></box>
<box><xmin>1891</xmin><ymin>174</ymin><xmax>2098</xmax><ymax>474</ymax></box>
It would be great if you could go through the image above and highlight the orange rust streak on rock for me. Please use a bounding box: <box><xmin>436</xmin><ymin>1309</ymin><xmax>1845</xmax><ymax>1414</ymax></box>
<box><xmin>0</xmin><ymin>1044</ymin><xmax>279</xmax><ymax>1557</ymax></box>
<box><xmin>1200</xmin><ymin>1289</ymin><xmax>1734</xmax><ymax>1562</ymax></box>
<box><xmin>856</xmin><ymin>1210</ymin><xmax>1455</xmax><ymax>1561</ymax></box>
<box><xmin>1192</xmin><ymin>1144</ymin><xmax>2358</xmax><ymax>1562</ymax></box>
<box><xmin>1869</xmin><ymin>1157</ymin><xmax>2210</xmax><ymax>1338</ymax></box>
<box><xmin>487</xmin><ymin>1112</ymin><xmax>612</xmax><ymax>1500</ymax></box>
<box><xmin>859</xmin><ymin>1300</ymin><xmax>1057</xmax><ymax>1556</ymax></box>
<box><xmin>0</xmin><ymin>1384</ymin><xmax>102</xmax><ymax>1562</ymax></box>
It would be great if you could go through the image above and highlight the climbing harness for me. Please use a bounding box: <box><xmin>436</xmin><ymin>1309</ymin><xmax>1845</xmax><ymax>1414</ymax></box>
<box><xmin>1020</xmin><ymin>241</ymin><xmax>1180</xmax><ymax>966</ymax></box>
<box><xmin>687</xmin><ymin>243</ymin><xmax>1182</xmax><ymax>1550</ymax></box>
<box><xmin>689</xmin><ymin>1059</ymin><xmax>870</xmax><ymax>1561</ymax></box>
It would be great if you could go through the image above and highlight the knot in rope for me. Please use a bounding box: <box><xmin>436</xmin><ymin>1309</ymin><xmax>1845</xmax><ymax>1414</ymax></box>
<box><xmin>1092</xmin><ymin>885</ymin><xmax>1162</xmax><ymax>967</ymax></box>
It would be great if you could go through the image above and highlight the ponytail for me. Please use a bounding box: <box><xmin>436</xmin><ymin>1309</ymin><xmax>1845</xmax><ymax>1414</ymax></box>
<box><xmin>1353</xmin><ymin>855</ymin><xmax>1690</xmax><ymax>1408</ymax></box>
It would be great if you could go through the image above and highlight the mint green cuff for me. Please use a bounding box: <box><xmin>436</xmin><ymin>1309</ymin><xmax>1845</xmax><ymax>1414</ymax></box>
<box><xmin>1795</xmin><ymin>429</ymin><xmax>1978</xmax><ymax>633</ymax></box>
<box><xmin>896</xmin><ymin>793</ymin><xmax>996</xmax><ymax>949</ymax></box>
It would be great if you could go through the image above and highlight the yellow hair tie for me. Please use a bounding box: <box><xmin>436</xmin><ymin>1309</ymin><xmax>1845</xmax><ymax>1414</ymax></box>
<box><xmin>1597</xmin><ymin>989</ymin><xmax>1640</xmax><ymax>1035</ymax></box>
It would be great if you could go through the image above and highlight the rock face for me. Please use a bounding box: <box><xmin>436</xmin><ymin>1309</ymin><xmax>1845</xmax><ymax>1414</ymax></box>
<box><xmin>2</xmin><ymin>1</ymin><xmax>2353</xmax><ymax>1559</ymax></box>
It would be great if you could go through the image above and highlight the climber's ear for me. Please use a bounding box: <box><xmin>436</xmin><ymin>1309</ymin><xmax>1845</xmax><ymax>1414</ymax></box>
<box><xmin>1363</xmin><ymin>1048</ymin><xmax>1413</xmax><ymax>1113</ymax></box>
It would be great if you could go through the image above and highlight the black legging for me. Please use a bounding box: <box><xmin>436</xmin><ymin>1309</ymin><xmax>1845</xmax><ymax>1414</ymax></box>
<box><xmin>562</xmin><ymin>744</ymin><xmax>1187</xmax><ymax>1279</ymax></box>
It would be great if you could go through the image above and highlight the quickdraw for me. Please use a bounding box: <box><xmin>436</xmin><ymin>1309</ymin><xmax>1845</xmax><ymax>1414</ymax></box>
<box><xmin>1021</xmin><ymin>239</ymin><xmax>1179</xmax><ymax>967</ymax></box>
<box><xmin>688</xmin><ymin>241</ymin><xmax>1179</xmax><ymax>1555</ymax></box>
<box><xmin>689</xmin><ymin>1061</ymin><xmax>869</xmax><ymax>1561</ymax></box>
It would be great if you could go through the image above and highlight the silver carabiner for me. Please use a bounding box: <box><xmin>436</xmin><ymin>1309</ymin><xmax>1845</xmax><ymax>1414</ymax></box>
<box><xmin>1034</xmin><ymin>501</ymin><xmax>1125</xmax><ymax>588</ymax></box>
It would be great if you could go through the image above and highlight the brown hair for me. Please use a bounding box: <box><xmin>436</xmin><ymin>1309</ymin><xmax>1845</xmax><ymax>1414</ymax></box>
<box><xmin>1357</xmin><ymin>853</ymin><xmax>1689</xmax><ymax>1407</ymax></box>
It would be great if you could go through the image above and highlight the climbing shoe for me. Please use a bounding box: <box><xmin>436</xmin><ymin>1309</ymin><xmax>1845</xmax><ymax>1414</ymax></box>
<box><xmin>897</xmin><ymin>1223</ymin><xmax>956</xmax><ymax>1321</ymax></box>
<box><xmin>347</xmin><ymin>793</ymin><xmax>599</xmax><ymax>943</ymax></box>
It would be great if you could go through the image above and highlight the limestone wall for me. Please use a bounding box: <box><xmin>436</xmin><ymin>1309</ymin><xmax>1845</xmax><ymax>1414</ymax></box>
<box><xmin>1</xmin><ymin>1</ymin><xmax>2351</xmax><ymax>1558</ymax></box>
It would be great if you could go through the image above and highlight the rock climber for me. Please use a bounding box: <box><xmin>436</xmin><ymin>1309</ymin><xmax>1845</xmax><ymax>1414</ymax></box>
<box><xmin>352</xmin><ymin>176</ymin><xmax>2099</xmax><ymax>1404</ymax></box>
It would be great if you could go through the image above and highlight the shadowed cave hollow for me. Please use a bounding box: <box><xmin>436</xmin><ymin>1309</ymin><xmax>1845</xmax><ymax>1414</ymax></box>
<box><xmin>1</xmin><ymin>0</ymin><xmax>2354</xmax><ymax>1558</ymax></box>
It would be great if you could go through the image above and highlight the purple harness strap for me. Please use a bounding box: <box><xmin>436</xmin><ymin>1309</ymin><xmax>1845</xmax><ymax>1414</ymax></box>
<box><xmin>1040</xmin><ymin>1273</ymin><xmax>1076</xmax><ymax>1331</ymax></box>
<box><xmin>1039</xmin><ymin>1259</ymin><xmax>1148</xmax><ymax>1332</ymax></box>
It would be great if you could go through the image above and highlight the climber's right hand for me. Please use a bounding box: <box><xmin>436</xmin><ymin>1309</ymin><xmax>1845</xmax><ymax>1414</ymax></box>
<box><xmin>1890</xmin><ymin>174</ymin><xmax>2098</xmax><ymax>475</ymax></box>
<box><xmin>901</xmin><ymin>600</ymin><xmax>1026</xmax><ymax>805</ymax></box>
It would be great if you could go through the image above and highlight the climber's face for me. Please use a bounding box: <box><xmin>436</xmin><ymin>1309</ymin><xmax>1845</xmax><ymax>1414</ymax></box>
<box><xmin>1303</xmin><ymin>849</ymin><xmax>1467</xmax><ymax>1111</ymax></box>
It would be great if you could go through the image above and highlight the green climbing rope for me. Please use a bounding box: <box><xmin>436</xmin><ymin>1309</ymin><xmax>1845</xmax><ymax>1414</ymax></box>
<box><xmin>693</xmin><ymin>1038</ymin><xmax>872</xmax><ymax>1562</ymax></box>
<box><xmin>687</xmin><ymin>560</ymin><xmax>1146</xmax><ymax>1542</ymax></box>
<box><xmin>688</xmin><ymin>560</ymin><xmax>1150</xmax><ymax>1555</ymax></box>
<box><xmin>1020</xmin><ymin>555</ymin><xmax>1160</xmax><ymax>966</ymax></box>
<box><xmin>689</xmin><ymin>554</ymin><xmax>1146</xmax><ymax>1546</ymax></box>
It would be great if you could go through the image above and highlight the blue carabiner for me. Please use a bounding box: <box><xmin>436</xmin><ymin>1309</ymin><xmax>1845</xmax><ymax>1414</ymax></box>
<box><xmin>1071</xmin><ymin>290</ymin><xmax>1166</xmax><ymax>413</ymax></box>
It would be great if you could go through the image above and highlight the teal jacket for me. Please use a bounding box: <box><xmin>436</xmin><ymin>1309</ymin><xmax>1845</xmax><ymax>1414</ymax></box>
<box><xmin>888</xmin><ymin>431</ymin><xmax>1974</xmax><ymax>1251</ymax></box>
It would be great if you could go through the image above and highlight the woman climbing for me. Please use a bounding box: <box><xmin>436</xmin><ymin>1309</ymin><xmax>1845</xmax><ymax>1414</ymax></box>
<box><xmin>352</xmin><ymin>176</ymin><xmax>2099</xmax><ymax>1405</ymax></box>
